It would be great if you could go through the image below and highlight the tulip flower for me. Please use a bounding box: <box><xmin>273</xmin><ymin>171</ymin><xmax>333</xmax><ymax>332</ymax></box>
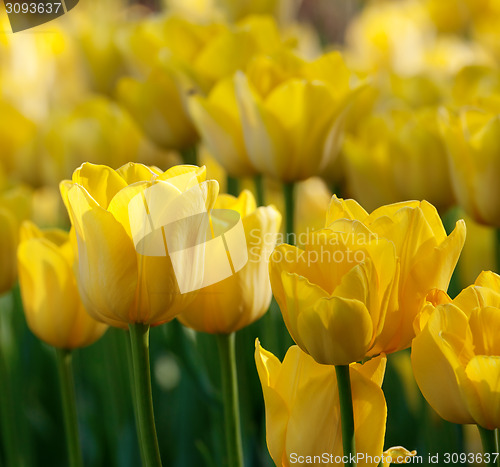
<box><xmin>188</xmin><ymin>76</ymin><xmax>256</xmax><ymax>177</ymax></box>
<box><xmin>17</xmin><ymin>221</ymin><xmax>108</xmax><ymax>349</ymax></box>
<box><xmin>117</xmin><ymin>68</ymin><xmax>199</xmax><ymax>151</ymax></box>
<box><xmin>269</xmin><ymin>218</ymin><xmax>399</xmax><ymax>366</ymax></box>
<box><xmin>61</xmin><ymin>162</ymin><xmax>220</xmax><ymax>466</ymax></box>
<box><xmin>60</xmin><ymin>162</ymin><xmax>219</xmax><ymax>329</ymax></box>
<box><xmin>412</xmin><ymin>271</ymin><xmax>500</xmax><ymax>431</ymax></box>
<box><xmin>440</xmin><ymin>107</ymin><xmax>500</xmax><ymax>227</ymax></box>
<box><xmin>178</xmin><ymin>189</ymin><xmax>281</xmax><ymax>333</ymax></box>
<box><xmin>234</xmin><ymin>51</ymin><xmax>361</xmax><ymax>182</ymax></box>
<box><xmin>0</xmin><ymin>185</ymin><xmax>32</xmax><ymax>295</ymax></box>
<box><xmin>343</xmin><ymin>108</ymin><xmax>454</xmax><ymax>212</ymax></box>
<box><xmin>44</xmin><ymin>97</ymin><xmax>167</xmax><ymax>185</ymax></box>
<box><xmin>326</xmin><ymin>196</ymin><xmax>466</xmax><ymax>354</ymax></box>
<box><xmin>255</xmin><ymin>340</ymin><xmax>387</xmax><ymax>466</ymax></box>
<box><xmin>17</xmin><ymin>221</ymin><xmax>108</xmax><ymax>467</ymax></box>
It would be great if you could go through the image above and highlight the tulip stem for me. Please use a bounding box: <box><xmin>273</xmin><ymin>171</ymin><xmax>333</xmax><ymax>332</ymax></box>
<box><xmin>335</xmin><ymin>365</ymin><xmax>356</xmax><ymax>467</ymax></box>
<box><xmin>254</xmin><ymin>174</ymin><xmax>265</xmax><ymax>206</ymax></box>
<box><xmin>182</xmin><ymin>146</ymin><xmax>198</xmax><ymax>166</ymax></box>
<box><xmin>0</xmin><ymin>334</ymin><xmax>22</xmax><ymax>467</ymax></box>
<box><xmin>55</xmin><ymin>348</ymin><xmax>83</xmax><ymax>467</ymax></box>
<box><xmin>283</xmin><ymin>182</ymin><xmax>295</xmax><ymax>245</ymax></box>
<box><xmin>478</xmin><ymin>426</ymin><xmax>499</xmax><ymax>465</ymax></box>
<box><xmin>227</xmin><ymin>176</ymin><xmax>240</xmax><ymax>197</ymax></box>
<box><xmin>216</xmin><ymin>333</ymin><xmax>244</xmax><ymax>467</ymax></box>
<box><xmin>128</xmin><ymin>323</ymin><xmax>162</xmax><ymax>467</ymax></box>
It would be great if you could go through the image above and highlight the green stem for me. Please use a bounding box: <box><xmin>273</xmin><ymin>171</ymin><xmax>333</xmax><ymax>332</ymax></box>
<box><xmin>478</xmin><ymin>426</ymin><xmax>498</xmax><ymax>465</ymax></box>
<box><xmin>496</xmin><ymin>429</ymin><xmax>500</xmax><ymax>467</ymax></box>
<box><xmin>0</xmin><ymin>335</ymin><xmax>21</xmax><ymax>467</ymax></box>
<box><xmin>128</xmin><ymin>323</ymin><xmax>162</xmax><ymax>467</ymax></box>
<box><xmin>227</xmin><ymin>175</ymin><xmax>240</xmax><ymax>197</ymax></box>
<box><xmin>283</xmin><ymin>182</ymin><xmax>295</xmax><ymax>246</ymax></box>
<box><xmin>216</xmin><ymin>333</ymin><xmax>244</xmax><ymax>467</ymax></box>
<box><xmin>181</xmin><ymin>146</ymin><xmax>198</xmax><ymax>166</ymax></box>
<box><xmin>335</xmin><ymin>365</ymin><xmax>356</xmax><ymax>467</ymax></box>
<box><xmin>254</xmin><ymin>174</ymin><xmax>265</xmax><ymax>206</ymax></box>
<box><xmin>55</xmin><ymin>349</ymin><xmax>83</xmax><ymax>467</ymax></box>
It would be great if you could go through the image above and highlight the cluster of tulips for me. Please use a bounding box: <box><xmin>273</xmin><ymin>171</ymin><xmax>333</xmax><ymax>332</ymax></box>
<box><xmin>1</xmin><ymin>0</ymin><xmax>500</xmax><ymax>466</ymax></box>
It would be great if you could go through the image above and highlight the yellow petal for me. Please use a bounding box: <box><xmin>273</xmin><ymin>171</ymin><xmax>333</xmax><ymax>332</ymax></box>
<box><xmin>115</xmin><ymin>162</ymin><xmax>161</xmax><ymax>184</ymax></box>
<box><xmin>463</xmin><ymin>356</ymin><xmax>500</xmax><ymax>429</ymax></box>
<box><xmin>325</xmin><ymin>195</ymin><xmax>369</xmax><ymax>225</ymax></box>
<box><xmin>71</xmin><ymin>163</ymin><xmax>128</xmax><ymax>209</ymax></box>
<box><xmin>66</xmin><ymin>184</ymin><xmax>138</xmax><ymax>327</ymax></box>
<box><xmin>297</xmin><ymin>296</ymin><xmax>373</xmax><ymax>365</ymax></box>
<box><xmin>411</xmin><ymin>305</ymin><xmax>475</xmax><ymax>425</ymax></box>
<box><xmin>234</xmin><ymin>71</ymin><xmax>289</xmax><ymax>180</ymax></box>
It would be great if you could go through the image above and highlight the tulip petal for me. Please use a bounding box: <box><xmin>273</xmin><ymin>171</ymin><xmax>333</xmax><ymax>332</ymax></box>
<box><xmin>66</xmin><ymin>184</ymin><xmax>138</xmax><ymax>327</ymax></box>
<box><xmin>411</xmin><ymin>306</ymin><xmax>475</xmax><ymax>425</ymax></box>
<box><xmin>325</xmin><ymin>195</ymin><xmax>369</xmax><ymax>225</ymax></box>
<box><xmin>462</xmin><ymin>356</ymin><xmax>500</xmax><ymax>429</ymax></box>
<box><xmin>116</xmin><ymin>162</ymin><xmax>161</xmax><ymax>184</ymax></box>
<box><xmin>71</xmin><ymin>162</ymin><xmax>128</xmax><ymax>209</ymax></box>
<box><xmin>297</xmin><ymin>295</ymin><xmax>373</xmax><ymax>365</ymax></box>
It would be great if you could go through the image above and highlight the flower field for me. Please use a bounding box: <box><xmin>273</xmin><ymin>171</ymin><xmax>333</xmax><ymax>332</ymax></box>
<box><xmin>1</xmin><ymin>0</ymin><xmax>500</xmax><ymax>466</ymax></box>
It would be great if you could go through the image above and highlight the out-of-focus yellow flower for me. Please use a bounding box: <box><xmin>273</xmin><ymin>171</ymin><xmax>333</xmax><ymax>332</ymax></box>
<box><xmin>189</xmin><ymin>50</ymin><xmax>357</xmax><ymax>180</ymax></box>
<box><xmin>188</xmin><ymin>76</ymin><xmax>254</xmax><ymax>177</ymax></box>
<box><xmin>234</xmin><ymin>52</ymin><xmax>362</xmax><ymax>182</ymax></box>
<box><xmin>412</xmin><ymin>271</ymin><xmax>500</xmax><ymax>429</ymax></box>
<box><xmin>117</xmin><ymin>68</ymin><xmax>199</xmax><ymax>151</ymax></box>
<box><xmin>345</xmin><ymin>0</ymin><xmax>434</xmax><ymax>75</ymax></box>
<box><xmin>424</xmin><ymin>0</ymin><xmax>469</xmax><ymax>33</ymax></box>
<box><xmin>60</xmin><ymin>162</ymin><xmax>219</xmax><ymax>328</ymax></box>
<box><xmin>343</xmin><ymin>107</ymin><xmax>454</xmax><ymax>212</ymax></box>
<box><xmin>17</xmin><ymin>222</ymin><xmax>108</xmax><ymax>349</ymax></box>
<box><xmin>326</xmin><ymin>196</ymin><xmax>466</xmax><ymax>354</ymax></box>
<box><xmin>255</xmin><ymin>340</ymin><xmax>387</xmax><ymax>466</ymax></box>
<box><xmin>0</xmin><ymin>185</ymin><xmax>32</xmax><ymax>294</ymax></box>
<box><xmin>118</xmin><ymin>15</ymin><xmax>288</xmax><ymax>152</ymax></box>
<box><xmin>178</xmin><ymin>190</ymin><xmax>281</xmax><ymax>333</ymax></box>
<box><xmin>452</xmin><ymin>65</ymin><xmax>500</xmax><ymax>111</ymax></box>
<box><xmin>43</xmin><ymin>97</ymin><xmax>168</xmax><ymax>185</ymax></box>
<box><xmin>0</xmin><ymin>101</ymin><xmax>39</xmax><ymax>185</ymax></box>
<box><xmin>0</xmin><ymin>17</ymin><xmax>84</xmax><ymax>121</ymax></box>
<box><xmin>269</xmin><ymin>217</ymin><xmax>399</xmax><ymax>365</ymax></box>
<box><xmin>440</xmin><ymin>108</ymin><xmax>500</xmax><ymax>227</ymax></box>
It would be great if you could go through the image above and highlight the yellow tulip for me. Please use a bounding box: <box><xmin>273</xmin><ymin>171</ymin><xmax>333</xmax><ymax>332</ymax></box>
<box><xmin>188</xmin><ymin>76</ymin><xmax>255</xmax><ymax>177</ymax></box>
<box><xmin>0</xmin><ymin>101</ymin><xmax>38</xmax><ymax>185</ymax></box>
<box><xmin>269</xmin><ymin>217</ymin><xmax>399</xmax><ymax>365</ymax></box>
<box><xmin>343</xmin><ymin>107</ymin><xmax>454</xmax><ymax>212</ymax></box>
<box><xmin>441</xmin><ymin>108</ymin><xmax>500</xmax><ymax>227</ymax></box>
<box><xmin>412</xmin><ymin>271</ymin><xmax>500</xmax><ymax>429</ymax></box>
<box><xmin>43</xmin><ymin>97</ymin><xmax>168</xmax><ymax>185</ymax></box>
<box><xmin>178</xmin><ymin>190</ymin><xmax>281</xmax><ymax>333</ymax></box>
<box><xmin>255</xmin><ymin>340</ymin><xmax>387</xmax><ymax>466</ymax></box>
<box><xmin>0</xmin><ymin>185</ymin><xmax>32</xmax><ymax>294</ymax></box>
<box><xmin>117</xmin><ymin>67</ymin><xmax>199</xmax><ymax>151</ymax></box>
<box><xmin>451</xmin><ymin>65</ymin><xmax>500</xmax><ymax>111</ymax></box>
<box><xmin>345</xmin><ymin>0</ymin><xmax>434</xmax><ymax>75</ymax></box>
<box><xmin>60</xmin><ymin>162</ymin><xmax>219</xmax><ymax>328</ymax></box>
<box><xmin>326</xmin><ymin>196</ymin><xmax>466</xmax><ymax>354</ymax></box>
<box><xmin>424</xmin><ymin>0</ymin><xmax>469</xmax><ymax>33</ymax></box>
<box><xmin>17</xmin><ymin>222</ymin><xmax>107</xmax><ymax>349</ymax></box>
<box><xmin>234</xmin><ymin>52</ymin><xmax>361</xmax><ymax>182</ymax></box>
